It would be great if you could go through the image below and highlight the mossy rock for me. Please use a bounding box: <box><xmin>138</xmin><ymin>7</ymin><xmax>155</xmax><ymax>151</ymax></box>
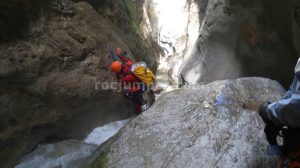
<box><xmin>93</xmin><ymin>150</ymin><xmax>108</xmax><ymax>168</ymax></box>
<box><xmin>92</xmin><ymin>124</ymin><xmax>127</xmax><ymax>168</ymax></box>
<box><xmin>124</xmin><ymin>0</ymin><xmax>138</xmax><ymax>32</ymax></box>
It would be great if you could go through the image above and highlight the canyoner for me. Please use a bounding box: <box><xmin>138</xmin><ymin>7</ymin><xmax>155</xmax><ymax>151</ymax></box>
<box><xmin>108</xmin><ymin>46</ymin><xmax>155</xmax><ymax>114</ymax></box>
<box><xmin>243</xmin><ymin>58</ymin><xmax>300</xmax><ymax>168</ymax></box>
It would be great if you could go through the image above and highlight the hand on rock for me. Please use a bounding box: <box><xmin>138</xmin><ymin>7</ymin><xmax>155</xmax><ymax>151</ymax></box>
<box><xmin>242</xmin><ymin>103</ymin><xmax>261</xmax><ymax>112</ymax></box>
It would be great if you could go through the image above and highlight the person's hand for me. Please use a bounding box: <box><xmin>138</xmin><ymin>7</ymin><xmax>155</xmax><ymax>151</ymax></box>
<box><xmin>152</xmin><ymin>87</ymin><xmax>163</xmax><ymax>94</ymax></box>
<box><xmin>242</xmin><ymin>103</ymin><xmax>262</xmax><ymax>112</ymax></box>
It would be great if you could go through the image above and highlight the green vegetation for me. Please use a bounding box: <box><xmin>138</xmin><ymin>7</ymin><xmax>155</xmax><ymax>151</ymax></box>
<box><xmin>0</xmin><ymin>0</ymin><xmax>50</xmax><ymax>43</ymax></box>
<box><xmin>124</xmin><ymin>0</ymin><xmax>138</xmax><ymax>32</ymax></box>
<box><xmin>93</xmin><ymin>151</ymin><xmax>108</xmax><ymax>168</ymax></box>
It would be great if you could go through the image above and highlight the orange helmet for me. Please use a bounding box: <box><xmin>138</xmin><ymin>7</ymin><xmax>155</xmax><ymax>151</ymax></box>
<box><xmin>111</xmin><ymin>61</ymin><xmax>122</xmax><ymax>73</ymax></box>
<box><xmin>115</xmin><ymin>47</ymin><xmax>122</xmax><ymax>56</ymax></box>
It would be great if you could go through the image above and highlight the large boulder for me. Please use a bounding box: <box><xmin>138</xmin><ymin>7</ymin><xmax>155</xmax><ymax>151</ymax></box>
<box><xmin>94</xmin><ymin>77</ymin><xmax>285</xmax><ymax>168</ymax></box>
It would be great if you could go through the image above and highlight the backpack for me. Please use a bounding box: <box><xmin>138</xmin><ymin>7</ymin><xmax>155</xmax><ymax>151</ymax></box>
<box><xmin>131</xmin><ymin>62</ymin><xmax>155</xmax><ymax>85</ymax></box>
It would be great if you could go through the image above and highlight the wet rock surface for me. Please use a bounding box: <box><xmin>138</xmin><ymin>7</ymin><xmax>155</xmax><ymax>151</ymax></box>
<box><xmin>94</xmin><ymin>77</ymin><xmax>284</xmax><ymax>168</ymax></box>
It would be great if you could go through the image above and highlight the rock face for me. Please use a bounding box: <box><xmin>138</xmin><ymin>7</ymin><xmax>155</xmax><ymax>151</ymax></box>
<box><xmin>179</xmin><ymin>0</ymin><xmax>300</xmax><ymax>87</ymax></box>
<box><xmin>89</xmin><ymin>0</ymin><xmax>162</xmax><ymax>70</ymax></box>
<box><xmin>0</xmin><ymin>1</ymin><xmax>160</xmax><ymax>167</ymax></box>
<box><xmin>94</xmin><ymin>78</ymin><xmax>285</xmax><ymax>168</ymax></box>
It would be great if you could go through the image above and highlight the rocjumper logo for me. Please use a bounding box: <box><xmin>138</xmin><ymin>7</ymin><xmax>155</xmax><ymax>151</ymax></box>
<box><xmin>93</xmin><ymin>78</ymin><xmax>153</xmax><ymax>92</ymax></box>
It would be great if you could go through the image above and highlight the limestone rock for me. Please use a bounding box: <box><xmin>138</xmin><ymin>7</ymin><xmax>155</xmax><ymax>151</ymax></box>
<box><xmin>94</xmin><ymin>77</ymin><xmax>285</xmax><ymax>168</ymax></box>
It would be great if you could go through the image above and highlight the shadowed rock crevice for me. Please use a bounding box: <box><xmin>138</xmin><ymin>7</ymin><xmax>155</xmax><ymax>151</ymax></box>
<box><xmin>0</xmin><ymin>0</ymin><xmax>51</xmax><ymax>43</ymax></box>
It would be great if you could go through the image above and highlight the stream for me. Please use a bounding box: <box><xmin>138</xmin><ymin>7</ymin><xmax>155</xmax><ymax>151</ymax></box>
<box><xmin>15</xmin><ymin>119</ymin><xmax>129</xmax><ymax>168</ymax></box>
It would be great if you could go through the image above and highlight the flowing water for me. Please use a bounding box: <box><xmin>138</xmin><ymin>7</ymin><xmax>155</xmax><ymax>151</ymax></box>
<box><xmin>84</xmin><ymin>119</ymin><xmax>129</xmax><ymax>145</ymax></box>
<box><xmin>15</xmin><ymin>119</ymin><xmax>129</xmax><ymax>168</ymax></box>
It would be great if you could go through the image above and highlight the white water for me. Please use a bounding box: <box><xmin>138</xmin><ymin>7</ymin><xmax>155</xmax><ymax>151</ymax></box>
<box><xmin>15</xmin><ymin>119</ymin><xmax>130</xmax><ymax>168</ymax></box>
<box><xmin>155</xmin><ymin>56</ymin><xmax>178</xmax><ymax>96</ymax></box>
<box><xmin>84</xmin><ymin>119</ymin><xmax>129</xmax><ymax>145</ymax></box>
<box><xmin>15</xmin><ymin>140</ymin><xmax>97</xmax><ymax>168</ymax></box>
